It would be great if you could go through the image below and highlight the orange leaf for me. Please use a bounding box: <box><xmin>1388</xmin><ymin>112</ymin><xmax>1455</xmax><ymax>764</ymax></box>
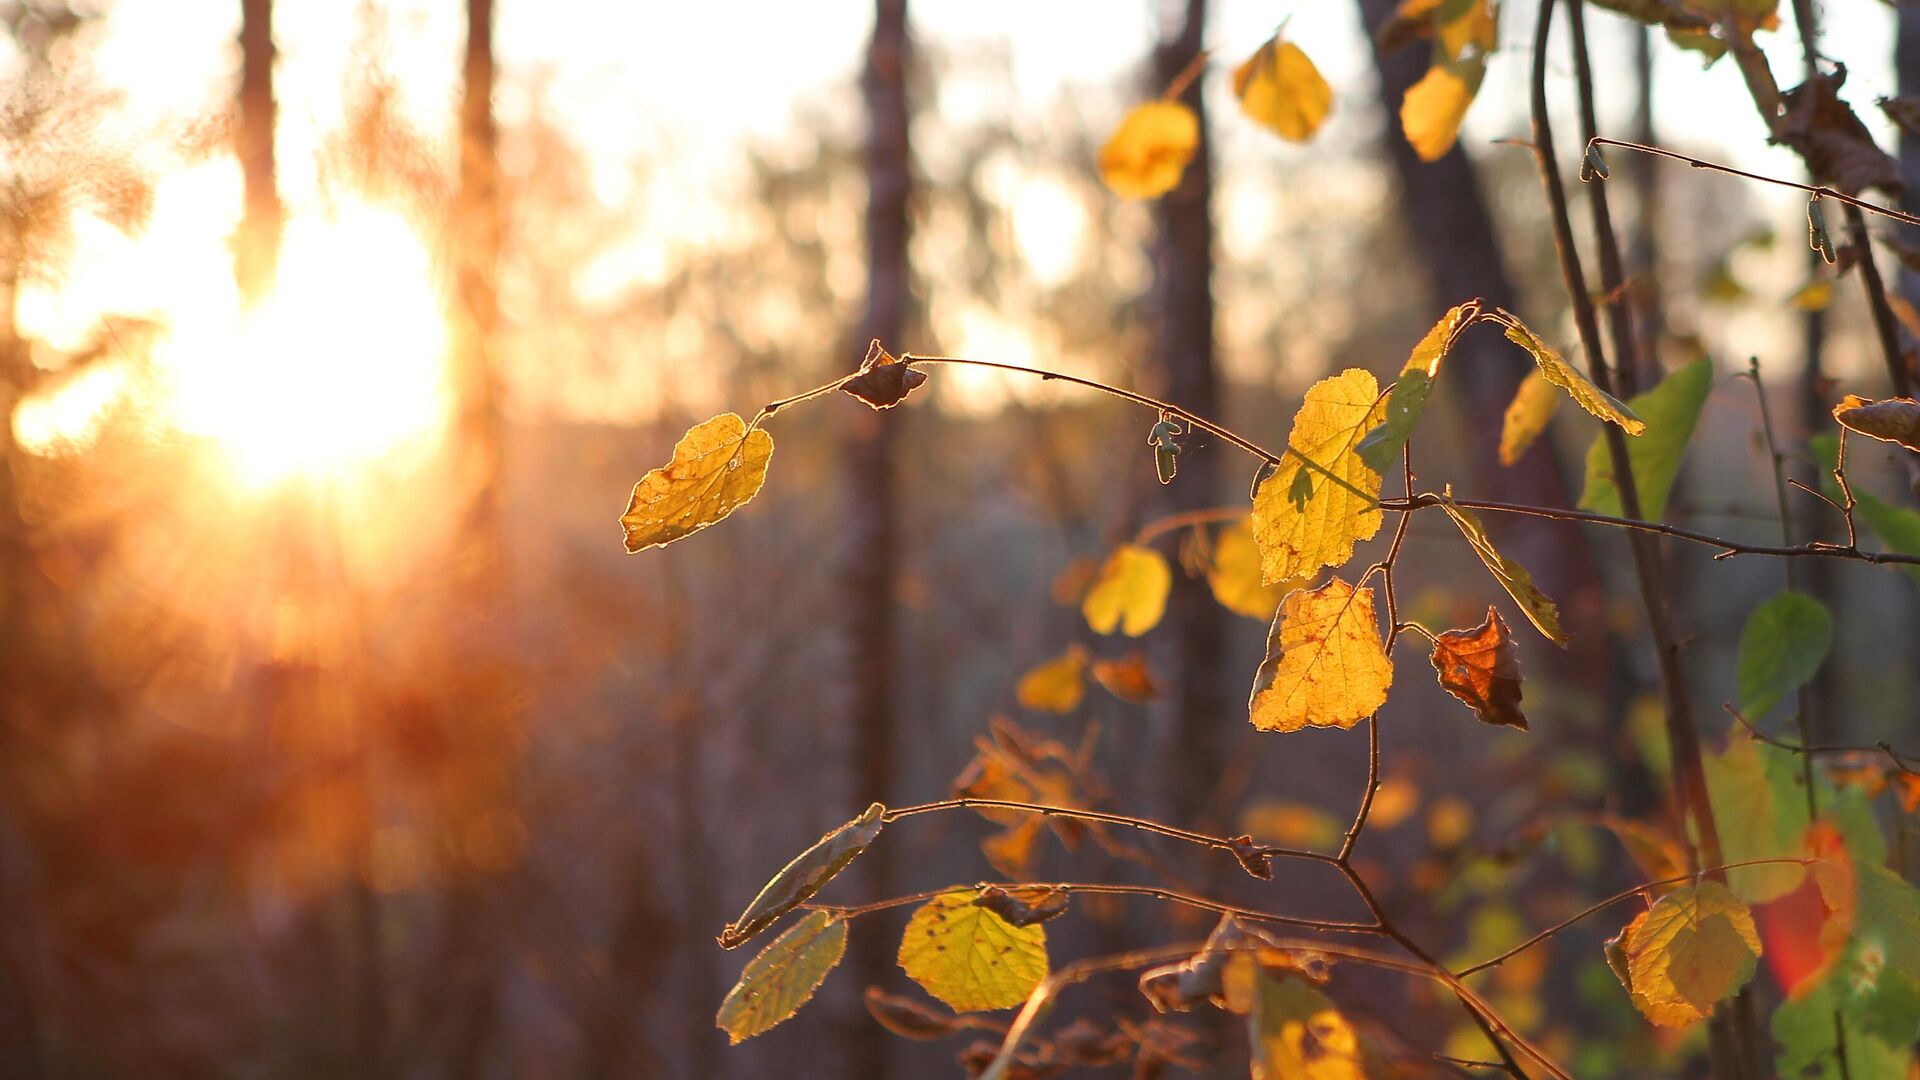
<box><xmin>1428</xmin><ymin>607</ymin><xmax>1527</xmax><ymax>730</ymax></box>
<box><xmin>1091</xmin><ymin>651</ymin><xmax>1160</xmax><ymax>703</ymax></box>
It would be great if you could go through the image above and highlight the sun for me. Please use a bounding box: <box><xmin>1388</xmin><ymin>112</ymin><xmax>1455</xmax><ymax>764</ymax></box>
<box><xmin>156</xmin><ymin>201</ymin><xmax>452</xmax><ymax>489</ymax></box>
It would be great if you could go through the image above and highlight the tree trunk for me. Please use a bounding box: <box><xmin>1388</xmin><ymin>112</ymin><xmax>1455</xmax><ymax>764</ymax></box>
<box><xmin>842</xmin><ymin>3</ymin><xmax>911</xmax><ymax>1078</ymax></box>
<box><xmin>455</xmin><ymin>0</ymin><xmax>504</xmax><ymax>578</ymax></box>
<box><xmin>235</xmin><ymin>0</ymin><xmax>279</xmax><ymax>302</ymax></box>
<box><xmin>1147</xmin><ymin>0</ymin><xmax>1226</xmax><ymax>835</ymax></box>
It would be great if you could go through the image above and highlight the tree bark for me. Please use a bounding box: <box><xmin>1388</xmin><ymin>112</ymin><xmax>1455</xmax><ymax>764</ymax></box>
<box><xmin>235</xmin><ymin>0</ymin><xmax>280</xmax><ymax>302</ymax></box>
<box><xmin>1147</xmin><ymin>0</ymin><xmax>1226</xmax><ymax>835</ymax></box>
<box><xmin>842</xmin><ymin>3</ymin><xmax>911</xmax><ymax>1078</ymax></box>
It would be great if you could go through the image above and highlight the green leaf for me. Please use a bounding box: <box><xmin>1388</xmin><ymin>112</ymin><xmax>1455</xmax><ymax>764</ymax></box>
<box><xmin>1436</xmin><ymin>493</ymin><xmax>1569</xmax><ymax>645</ymax></box>
<box><xmin>1812</xmin><ymin>434</ymin><xmax>1920</xmax><ymax>585</ymax></box>
<box><xmin>1357</xmin><ymin>302</ymin><xmax>1478</xmax><ymax>473</ymax></box>
<box><xmin>1498</xmin><ymin>312</ymin><xmax>1646</xmax><ymax>435</ymax></box>
<box><xmin>715</xmin><ymin>911</ymin><xmax>847</xmax><ymax>1043</ymax></box>
<box><xmin>1857</xmin><ymin>861</ymin><xmax>1920</xmax><ymax>983</ymax></box>
<box><xmin>719</xmin><ymin>804</ymin><xmax>884</xmax><ymax>949</ymax></box>
<box><xmin>1773</xmin><ymin>970</ymin><xmax>1916</xmax><ymax>1079</ymax></box>
<box><xmin>1734</xmin><ymin>591</ymin><xmax>1832</xmax><ymax>721</ymax></box>
<box><xmin>1704</xmin><ymin>736</ymin><xmax>1810</xmax><ymax>902</ymax></box>
<box><xmin>1579</xmin><ymin>358</ymin><xmax>1712</xmax><ymax>521</ymax></box>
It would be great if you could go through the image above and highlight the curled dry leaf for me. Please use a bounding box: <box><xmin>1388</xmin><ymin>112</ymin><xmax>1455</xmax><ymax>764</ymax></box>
<box><xmin>1428</xmin><ymin>607</ymin><xmax>1527</xmax><ymax>730</ymax></box>
<box><xmin>1833</xmin><ymin>394</ymin><xmax>1920</xmax><ymax>453</ymax></box>
<box><xmin>1248</xmin><ymin>577</ymin><xmax>1393</xmax><ymax>734</ymax></box>
<box><xmin>620</xmin><ymin>412</ymin><xmax>774</xmax><ymax>553</ymax></box>
<box><xmin>715</xmin><ymin>910</ymin><xmax>848</xmax><ymax>1043</ymax></box>
<box><xmin>1779</xmin><ymin>67</ymin><xmax>1902</xmax><ymax>197</ymax></box>
<box><xmin>1232</xmin><ymin>34</ymin><xmax>1333</xmax><ymax>143</ymax></box>
<box><xmin>863</xmin><ymin>987</ymin><xmax>999</xmax><ymax>1041</ymax></box>
<box><xmin>842</xmin><ymin>339</ymin><xmax>928</xmax><ymax>410</ymax></box>
<box><xmin>975</xmin><ymin>885</ymin><xmax>1071</xmax><ymax>928</ymax></box>
<box><xmin>719</xmin><ymin>802</ymin><xmax>884</xmax><ymax>949</ymax></box>
<box><xmin>1090</xmin><ymin>651</ymin><xmax>1160</xmax><ymax>703</ymax></box>
<box><xmin>1098</xmin><ymin>101</ymin><xmax>1198</xmax><ymax>199</ymax></box>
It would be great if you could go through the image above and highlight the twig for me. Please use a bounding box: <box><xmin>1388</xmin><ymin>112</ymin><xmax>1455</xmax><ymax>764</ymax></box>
<box><xmin>807</xmin><ymin>880</ymin><xmax>1379</xmax><ymax>935</ymax></box>
<box><xmin>1723</xmin><ymin>705</ymin><xmax>1920</xmax><ymax>777</ymax></box>
<box><xmin>1587</xmin><ymin>138</ymin><xmax>1920</xmax><ymax>230</ymax></box>
<box><xmin>882</xmin><ymin>797</ymin><xmax>1339</xmax><ymax>867</ymax></box>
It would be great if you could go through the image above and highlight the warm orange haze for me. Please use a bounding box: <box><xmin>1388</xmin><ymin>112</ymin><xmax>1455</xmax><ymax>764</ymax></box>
<box><xmin>3</xmin><ymin>1</ymin><xmax>1920</xmax><ymax>1078</ymax></box>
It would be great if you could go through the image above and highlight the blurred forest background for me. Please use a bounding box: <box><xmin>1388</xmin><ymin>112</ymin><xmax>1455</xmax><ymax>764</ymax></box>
<box><xmin>0</xmin><ymin>0</ymin><xmax>1917</xmax><ymax>1077</ymax></box>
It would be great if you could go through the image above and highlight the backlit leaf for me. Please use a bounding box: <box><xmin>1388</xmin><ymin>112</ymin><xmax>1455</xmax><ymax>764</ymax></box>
<box><xmin>1734</xmin><ymin>591</ymin><xmax>1832</xmax><ymax>721</ymax></box>
<box><xmin>1498</xmin><ymin>368</ymin><xmax>1559</xmax><ymax>466</ymax></box>
<box><xmin>1205</xmin><ymin>518</ymin><xmax>1290</xmax><ymax>619</ymax></box>
<box><xmin>1704</xmin><ymin>735</ymin><xmax>1810</xmax><ymax>903</ymax></box>
<box><xmin>1090</xmin><ymin>651</ymin><xmax>1159</xmax><ymax>703</ymax></box>
<box><xmin>1015</xmin><ymin>646</ymin><xmax>1088</xmax><ymax>714</ymax></box>
<box><xmin>1579</xmin><ymin>358</ymin><xmax>1711</xmax><ymax>521</ymax></box>
<box><xmin>1833</xmin><ymin>394</ymin><xmax>1920</xmax><ymax>453</ymax></box>
<box><xmin>1251</xmin><ymin>369</ymin><xmax>1388</xmax><ymax>584</ymax></box>
<box><xmin>620</xmin><ymin>413</ymin><xmax>774</xmax><ymax>553</ymax></box>
<box><xmin>1428</xmin><ymin>606</ymin><xmax>1527</xmax><ymax>730</ymax></box>
<box><xmin>715</xmin><ymin>910</ymin><xmax>847</xmax><ymax>1043</ymax></box>
<box><xmin>1401</xmin><ymin>55</ymin><xmax>1485</xmax><ymax>162</ymax></box>
<box><xmin>1357</xmin><ymin>301</ymin><xmax>1479</xmax><ymax>473</ymax></box>
<box><xmin>1435</xmin><ymin>0</ymin><xmax>1497</xmax><ymax>59</ymax></box>
<box><xmin>1248</xmin><ymin>577</ymin><xmax>1392</xmax><ymax>733</ymax></box>
<box><xmin>1620</xmin><ymin>881</ymin><xmax>1762</xmax><ymax>1027</ymax></box>
<box><xmin>898</xmin><ymin>890</ymin><xmax>1050</xmax><ymax>1012</ymax></box>
<box><xmin>720</xmin><ymin>803</ymin><xmax>884</xmax><ymax>949</ymax></box>
<box><xmin>1789</xmin><ymin>280</ymin><xmax>1834</xmax><ymax>311</ymax></box>
<box><xmin>1098</xmin><ymin>101</ymin><xmax>1198</xmax><ymax>200</ymax></box>
<box><xmin>1436</xmin><ymin>494</ymin><xmax>1569</xmax><ymax>645</ymax></box>
<box><xmin>1232</xmin><ymin>36</ymin><xmax>1333</xmax><ymax>143</ymax></box>
<box><xmin>1600</xmin><ymin>814</ymin><xmax>1690</xmax><ymax>887</ymax></box>
<box><xmin>1082</xmin><ymin>543</ymin><xmax>1172</xmax><ymax>636</ymax></box>
<box><xmin>1246</xmin><ymin>969</ymin><xmax>1373</xmax><ymax>1080</ymax></box>
<box><xmin>842</xmin><ymin>340</ymin><xmax>928</xmax><ymax>410</ymax></box>
<box><xmin>1498</xmin><ymin>312</ymin><xmax>1647</xmax><ymax>435</ymax></box>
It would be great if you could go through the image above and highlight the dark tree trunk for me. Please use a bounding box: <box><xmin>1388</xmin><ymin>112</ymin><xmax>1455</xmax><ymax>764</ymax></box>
<box><xmin>1147</xmin><ymin>0</ymin><xmax>1226</xmax><ymax>834</ymax></box>
<box><xmin>1357</xmin><ymin>0</ymin><xmax>1647</xmax><ymax>810</ymax></box>
<box><xmin>235</xmin><ymin>0</ymin><xmax>279</xmax><ymax>301</ymax></box>
<box><xmin>1628</xmin><ymin>24</ymin><xmax>1663</xmax><ymax>390</ymax></box>
<box><xmin>455</xmin><ymin>0</ymin><xmax>504</xmax><ymax>574</ymax></box>
<box><xmin>841</xmin><ymin>2</ymin><xmax>911</xmax><ymax>1078</ymax></box>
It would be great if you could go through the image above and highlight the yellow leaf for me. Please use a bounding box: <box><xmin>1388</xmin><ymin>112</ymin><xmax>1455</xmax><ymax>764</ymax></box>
<box><xmin>1498</xmin><ymin>312</ymin><xmax>1647</xmax><ymax>435</ymax></box>
<box><xmin>1248</xmin><ymin>577</ymin><xmax>1392</xmax><ymax>733</ymax></box>
<box><xmin>1367</xmin><ymin>774</ymin><xmax>1420</xmax><ymax>829</ymax></box>
<box><xmin>1788</xmin><ymin>279</ymin><xmax>1834</xmax><ymax>311</ymax></box>
<box><xmin>1232</xmin><ymin>37</ymin><xmax>1334</xmax><ymax>143</ymax></box>
<box><xmin>1498</xmin><ymin>368</ymin><xmax>1560</xmax><ymax>466</ymax></box>
<box><xmin>1206</xmin><ymin>518</ymin><xmax>1291</xmax><ymax>619</ymax></box>
<box><xmin>1082</xmin><ymin>543</ymin><xmax>1171</xmax><ymax>636</ymax></box>
<box><xmin>1436</xmin><ymin>493</ymin><xmax>1569</xmax><ymax>646</ymax></box>
<box><xmin>1620</xmin><ymin>881</ymin><xmax>1762</xmax><ymax>1027</ymax></box>
<box><xmin>1833</xmin><ymin>393</ymin><xmax>1920</xmax><ymax>453</ymax></box>
<box><xmin>1098</xmin><ymin>101</ymin><xmax>1198</xmax><ymax>199</ymax></box>
<box><xmin>1401</xmin><ymin>55</ymin><xmax>1485</xmax><ymax>162</ymax></box>
<box><xmin>1247</xmin><ymin>969</ymin><xmax>1372</xmax><ymax>1080</ymax></box>
<box><xmin>1427</xmin><ymin>795</ymin><xmax>1475</xmax><ymax>848</ymax></box>
<box><xmin>620</xmin><ymin>413</ymin><xmax>775</xmax><ymax>553</ymax></box>
<box><xmin>898</xmin><ymin>890</ymin><xmax>1049</xmax><ymax>1012</ymax></box>
<box><xmin>1015</xmin><ymin>646</ymin><xmax>1088</xmax><ymax>714</ymax></box>
<box><xmin>1251</xmin><ymin>369</ymin><xmax>1388</xmax><ymax>585</ymax></box>
<box><xmin>715</xmin><ymin>911</ymin><xmax>847</xmax><ymax>1043</ymax></box>
<box><xmin>1436</xmin><ymin>0</ymin><xmax>1497</xmax><ymax>59</ymax></box>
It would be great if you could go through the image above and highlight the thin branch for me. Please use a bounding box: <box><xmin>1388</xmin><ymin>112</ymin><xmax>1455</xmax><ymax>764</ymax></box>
<box><xmin>1133</xmin><ymin>505</ymin><xmax>1247</xmax><ymax>546</ymax></box>
<box><xmin>1588</xmin><ymin>137</ymin><xmax>1920</xmax><ymax>229</ymax></box>
<box><xmin>883</xmin><ymin>797</ymin><xmax>1339</xmax><ymax>867</ymax></box>
<box><xmin>1723</xmin><ymin>705</ymin><xmax>1920</xmax><ymax>776</ymax></box>
<box><xmin>808</xmin><ymin>881</ymin><xmax>1379</xmax><ymax>935</ymax></box>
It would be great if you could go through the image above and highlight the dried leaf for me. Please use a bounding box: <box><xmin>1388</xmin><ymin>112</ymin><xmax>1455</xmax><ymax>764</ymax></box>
<box><xmin>1401</xmin><ymin>55</ymin><xmax>1486</xmax><ymax>162</ymax></box>
<box><xmin>975</xmin><ymin>885</ymin><xmax>1071</xmax><ymax>928</ymax></box>
<box><xmin>1428</xmin><ymin>606</ymin><xmax>1527</xmax><ymax>730</ymax></box>
<box><xmin>1498</xmin><ymin>368</ymin><xmax>1560</xmax><ymax>466</ymax></box>
<box><xmin>1251</xmin><ymin>369</ymin><xmax>1388</xmax><ymax>584</ymax></box>
<box><xmin>1833</xmin><ymin>394</ymin><xmax>1920</xmax><ymax>453</ymax></box>
<box><xmin>720</xmin><ymin>803</ymin><xmax>884</xmax><ymax>949</ymax></box>
<box><xmin>620</xmin><ymin>413</ymin><xmax>774</xmax><ymax>553</ymax></box>
<box><xmin>1248</xmin><ymin>577</ymin><xmax>1393</xmax><ymax>734</ymax></box>
<box><xmin>1779</xmin><ymin>68</ymin><xmax>1902</xmax><ymax>197</ymax></box>
<box><xmin>1090</xmin><ymin>651</ymin><xmax>1159</xmax><ymax>703</ymax></box>
<box><xmin>899</xmin><ymin>890</ymin><xmax>1050</xmax><ymax>1012</ymax></box>
<box><xmin>1232</xmin><ymin>36</ymin><xmax>1333</xmax><ymax>143</ymax></box>
<box><xmin>1099</xmin><ymin>101</ymin><xmax>1198</xmax><ymax>200</ymax></box>
<box><xmin>1015</xmin><ymin>646</ymin><xmax>1089</xmax><ymax>714</ymax></box>
<box><xmin>1436</xmin><ymin>494</ymin><xmax>1569</xmax><ymax>646</ymax></box>
<box><xmin>1880</xmin><ymin>95</ymin><xmax>1920</xmax><ymax>143</ymax></box>
<box><xmin>843</xmin><ymin>340</ymin><xmax>928</xmax><ymax>410</ymax></box>
<box><xmin>1499</xmin><ymin>312</ymin><xmax>1646</xmax><ymax>435</ymax></box>
<box><xmin>716</xmin><ymin>911</ymin><xmax>847</xmax><ymax>1043</ymax></box>
<box><xmin>1082</xmin><ymin>544</ymin><xmax>1172</xmax><ymax>636</ymax></box>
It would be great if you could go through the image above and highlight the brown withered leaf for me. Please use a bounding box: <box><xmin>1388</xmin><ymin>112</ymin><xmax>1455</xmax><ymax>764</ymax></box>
<box><xmin>842</xmin><ymin>339</ymin><xmax>929</xmax><ymax>410</ymax></box>
<box><xmin>864</xmin><ymin>987</ymin><xmax>1000</xmax><ymax>1041</ymax></box>
<box><xmin>1881</xmin><ymin>95</ymin><xmax>1920</xmax><ymax>143</ymax></box>
<box><xmin>1832</xmin><ymin>393</ymin><xmax>1920</xmax><ymax>453</ymax></box>
<box><xmin>1779</xmin><ymin>67</ymin><xmax>1903</xmax><ymax>196</ymax></box>
<box><xmin>1090</xmin><ymin>651</ymin><xmax>1160</xmax><ymax>703</ymax></box>
<box><xmin>976</xmin><ymin>885</ymin><xmax>1071</xmax><ymax>928</ymax></box>
<box><xmin>1428</xmin><ymin>607</ymin><xmax>1528</xmax><ymax>730</ymax></box>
